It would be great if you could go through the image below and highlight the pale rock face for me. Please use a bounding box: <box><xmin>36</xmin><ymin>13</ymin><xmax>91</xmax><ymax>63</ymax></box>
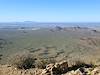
<box><xmin>46</xmin><ymin>64</ymin><xmax>54</xmax><ymax>71</ymax></box>
<box><xmin>41</xmin><ymin>60</ymin><xmax>68</xmax><ymax>75</ymax></box>
<box><xmin>41</xmin><ymin>69</ymin><xmax>48</xmax><ymax>74</ymax></box>
<box><xmin>58</xmin><ymin>60</ymin><xmax>68</xmax><ymax>70</ymax></box>
<box><xmin>41</xmin><ymin>64</ymin><xmax>54</xmax><ymax>75</ymax></box>
<box><xmin>91</xmin><ymin>67</ymin><xmax>100</xmax><ymax>75</ymax></box>
<box><xmin>63</xmin><ymin>69</ymin><xmax>83</xmax><ymax>75</ymax></box>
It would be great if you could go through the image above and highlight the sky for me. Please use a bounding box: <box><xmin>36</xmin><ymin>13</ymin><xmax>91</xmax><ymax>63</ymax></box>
<box><xmin>0</xmin><ymin>0</ymin><xmax>100</xmax><ymax>22</ymax></box>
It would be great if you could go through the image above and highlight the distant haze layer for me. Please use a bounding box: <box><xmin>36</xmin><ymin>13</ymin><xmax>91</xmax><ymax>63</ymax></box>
<box><xmin>0</xmin><ymin>22</ymin><xmax>100</xmax><ymax>28</ymax></box>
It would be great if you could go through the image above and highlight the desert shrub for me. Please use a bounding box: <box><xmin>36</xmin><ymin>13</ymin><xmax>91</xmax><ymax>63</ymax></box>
<box><xmin>8</xmin><ymin>52</ymin><xmax>56</xmax><ymax>69</ymax></box>
<box><xmin>35</xmin><ymin>58</ymin><xmax>56</xmax><ymax>69</ymax></box>
<box><xmin>9</xmin><ymin>53</ymin><xmax>36</xmax><ymax>70</ymax></box>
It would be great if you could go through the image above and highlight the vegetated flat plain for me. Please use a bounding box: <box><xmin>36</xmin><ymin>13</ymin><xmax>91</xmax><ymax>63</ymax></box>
<box><xmin>0</xmin><ymin>23</ymin><xmax>100</xmax><ymax>65</ymax></box>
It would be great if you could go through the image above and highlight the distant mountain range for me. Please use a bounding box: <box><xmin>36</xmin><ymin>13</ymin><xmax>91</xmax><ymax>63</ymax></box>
<box><xmin>0</xmin><ymin>21</ymin><xmax>100</xmax><ymax>29</ymax></box>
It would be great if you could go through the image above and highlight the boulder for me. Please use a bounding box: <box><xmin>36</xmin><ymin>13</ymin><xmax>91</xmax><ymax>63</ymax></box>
<box><xmin>91</xmin><ymin>67</ymin><xmax>100</xmax><ymax>75</ymax></box>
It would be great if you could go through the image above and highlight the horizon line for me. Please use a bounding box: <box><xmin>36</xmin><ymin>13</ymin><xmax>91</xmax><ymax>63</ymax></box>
<box><xmin>0</xmin><ymin>21</ymin><xmax>100</xmax><ymax>23</ymax></box>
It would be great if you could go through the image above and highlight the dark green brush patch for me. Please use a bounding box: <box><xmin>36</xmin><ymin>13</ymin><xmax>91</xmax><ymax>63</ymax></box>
<box><xmin>29</xmin><ymin>48</ymin><xmax>41</xmax><ymax>53</ymax></box>
<box><xmin>0</xmin><ymin>54</ymin><xmax>3</xmax><ymax>57</ymax></box>
<box><xmin>16</xmin><ymin>57</ymin><xmax>35</xmax><ymax>70</ymax></box>
<box><xmin>0</xmin><ymin>54</ymin><xmax>3</xmax><ymax>60</ymax></box>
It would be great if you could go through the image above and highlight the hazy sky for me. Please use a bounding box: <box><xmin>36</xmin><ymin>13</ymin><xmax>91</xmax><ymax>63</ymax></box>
<box><xmin>0</xmin><ymin>0</ymin><xmax>100</xmax><ymax>22</ymax></box>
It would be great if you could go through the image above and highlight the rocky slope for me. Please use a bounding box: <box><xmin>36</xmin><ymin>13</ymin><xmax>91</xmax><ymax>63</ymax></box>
<box><xmin>0</xmin><ymin>60</ymin><xmax>100</xmax><ymax>75</ymax></box>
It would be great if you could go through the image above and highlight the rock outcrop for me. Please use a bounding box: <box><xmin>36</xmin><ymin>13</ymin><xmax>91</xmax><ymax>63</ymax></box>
<box><xmin>0</xmin><ymin>60</ymin><xmax>100</xmax><ymax>75</ymax></box>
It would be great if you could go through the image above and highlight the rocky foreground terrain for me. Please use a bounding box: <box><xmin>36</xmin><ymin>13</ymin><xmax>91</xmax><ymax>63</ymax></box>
<box><xmin>0</xmin><ymin>60</ymin><xmax>100</xmax><ymax>75</ymax></box>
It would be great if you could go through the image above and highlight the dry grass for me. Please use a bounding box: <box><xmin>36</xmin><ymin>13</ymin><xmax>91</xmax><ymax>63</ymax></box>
<box><xmin>67</xmin><ymin>59</ymin><xmax>95</xmax><ymax>71</ymax></box>
<box><xmin>35</xmin><ymin>57</ymin><xmax>56</xmax><ymax>69</ymax></box>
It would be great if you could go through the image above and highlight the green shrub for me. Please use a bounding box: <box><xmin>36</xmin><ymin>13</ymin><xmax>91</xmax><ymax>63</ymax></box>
<box><xmin>9</xmin><ymin>53</ymin><xmax>36</xmax><ymax>70</ymax></box>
